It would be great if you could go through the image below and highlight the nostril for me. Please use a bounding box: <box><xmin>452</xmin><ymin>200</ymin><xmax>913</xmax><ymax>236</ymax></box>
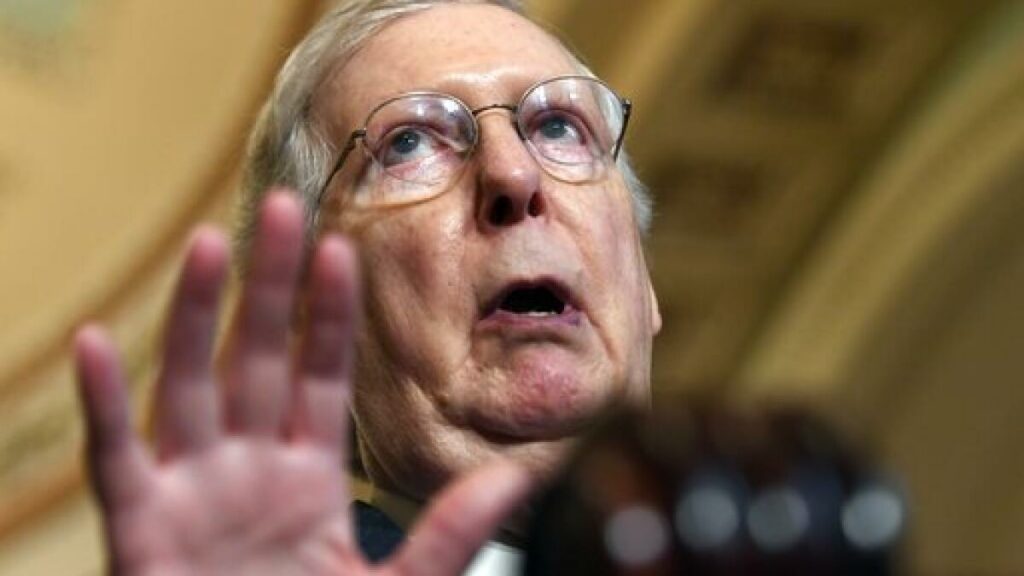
<box><xmin>527</xmin><ymin>192</ymin><xmax>544</xmax><ymax>218</ymax></box>
<box><xmin>489</xmin><ymin>195</ymin><xmax>513</xmax><ymax>226</ymax></box>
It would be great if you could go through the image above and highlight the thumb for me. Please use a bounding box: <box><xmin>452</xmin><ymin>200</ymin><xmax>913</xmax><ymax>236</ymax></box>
<box><xmin>383</xmin><ymin>460</ymin><xmax>535</xmax><ymax>576</ymax></box>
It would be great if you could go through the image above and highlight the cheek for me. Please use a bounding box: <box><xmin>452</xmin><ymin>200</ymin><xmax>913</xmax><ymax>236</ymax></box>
<box><xmin>581</xmin><ymin>186</ymin><xmax>645</xmax><ymax>286</ymax></box>
<box><xmin>360</xmin><ymin>210</ymin><xmax>463</xmax><ymax>294</ymax></box>
<box><xmin>351</xmin><ymin>208</ymin><xmax>471</xmax><ymax>358</ymax></box>
<box><xmin>583</xmin><ymin>187</ymin><xmax>654</xmax><ymax>351</ymax></box>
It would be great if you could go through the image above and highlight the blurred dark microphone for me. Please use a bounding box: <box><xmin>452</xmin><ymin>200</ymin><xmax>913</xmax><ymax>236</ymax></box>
<box><xmin>524</xmin><ymin>398</ymin><xmax>907</xmax><ymax>575</ymax></box>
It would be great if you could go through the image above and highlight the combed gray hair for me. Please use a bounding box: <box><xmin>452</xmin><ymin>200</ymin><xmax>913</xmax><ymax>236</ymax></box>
<box><xmin>235</xmin><ymin>0</ymin><xmax>651</xmax><ymax>260</ymax></box>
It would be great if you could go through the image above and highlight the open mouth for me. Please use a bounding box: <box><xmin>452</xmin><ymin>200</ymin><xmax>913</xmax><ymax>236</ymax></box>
<box><xmin>498</xmin><ymin>285</ymin><xmax>566</xmax><ymax>316</ymax></box>
<box><xmin>484</xmin><ymin>280</ymin><xmax>577</xmax><ymax>322</ymax></box>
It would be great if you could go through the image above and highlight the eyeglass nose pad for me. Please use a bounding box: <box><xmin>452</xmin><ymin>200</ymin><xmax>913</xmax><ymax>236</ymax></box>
<box><xmin>512</xmin><ymin>121</ymin><xmax>527</xmax><ymax>142</ymax></box>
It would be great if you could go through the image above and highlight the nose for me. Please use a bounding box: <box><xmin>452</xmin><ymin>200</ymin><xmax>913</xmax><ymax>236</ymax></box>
<box><xmin>473</xmin><ymin>111</ymin><xmax>546</xmax><ymax>229</ymax></box>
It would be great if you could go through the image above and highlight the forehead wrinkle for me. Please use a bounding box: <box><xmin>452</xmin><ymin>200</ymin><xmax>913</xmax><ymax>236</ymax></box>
<box><xmin>321</xmin><ymin>4</ymin><xmax>580</xmax><ymax>135</ymax></box>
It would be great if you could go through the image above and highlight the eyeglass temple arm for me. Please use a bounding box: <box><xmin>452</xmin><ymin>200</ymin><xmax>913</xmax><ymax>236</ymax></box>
<box><xmin>612</xmin><ymin>99</ymin><xmax>632</xmax><ymax>160</ymax></box>
<box><xmin>316</xmin><ymin>129</ymin><xmax>367</xmax><ymax>208</ymax></box>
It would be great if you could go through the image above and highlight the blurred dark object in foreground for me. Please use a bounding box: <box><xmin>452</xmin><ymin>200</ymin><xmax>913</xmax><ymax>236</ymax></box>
<box><xmin>524</xmin><ymin>398</ymin><xmax>906</xmax><ymax>575</ymax></box>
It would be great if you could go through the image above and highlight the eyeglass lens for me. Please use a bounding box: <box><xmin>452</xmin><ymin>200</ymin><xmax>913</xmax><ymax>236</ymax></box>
<box><xmin>352</xmin><ymin>76</ymin><xmax>624</xmax><ymax>208</ymax></box>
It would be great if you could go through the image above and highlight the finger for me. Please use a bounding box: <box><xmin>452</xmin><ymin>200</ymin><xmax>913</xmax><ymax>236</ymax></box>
<box><xmin>74</xmin><ymin>325</ymin><xmax>154</xmax><ymax>508</ymax></box>
<box><xmin>154</xmin><ymin>227</ymin><xmax>229</xmax><ymax>459</ymax></box>
<box><xmin>290</xmin><ymin>235</ymin><xmax>359</xmax><ymax>452</ymax></box>
<box><xmin>223</xmin><ymin>191</ymin><xmax>306</xmax><ymax>436</ymax></box>
<box><xmin>385</xmin><ymin>460</ymin><xmax>535</xmax><ymax>576</ymax></box>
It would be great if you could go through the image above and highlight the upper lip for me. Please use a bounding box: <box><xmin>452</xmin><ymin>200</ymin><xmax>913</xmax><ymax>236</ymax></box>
<box><xmin>481</xmin><ymin>276</ymin><xmax>579</xmax><ymax>318</ymax></box>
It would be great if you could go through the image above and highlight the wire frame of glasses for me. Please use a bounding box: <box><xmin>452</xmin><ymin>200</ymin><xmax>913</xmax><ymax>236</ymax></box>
<box><xmin>317</xmin><ymin>75</ymin><xmax>632</xmax><ymax>209</ymax></box>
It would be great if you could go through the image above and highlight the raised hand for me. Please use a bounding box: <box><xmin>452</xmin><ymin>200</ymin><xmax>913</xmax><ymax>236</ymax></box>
<box><xmin>74</xmin><ymin>191</ymin><xmax>532</xmax><ymax>576</ymax></box>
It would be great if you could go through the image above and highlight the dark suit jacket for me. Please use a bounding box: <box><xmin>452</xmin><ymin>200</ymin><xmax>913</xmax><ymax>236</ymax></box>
<box><xmin>354</xmin><ymin>500</ymin><xmax>405</xmax><ymax>563</ymax></box>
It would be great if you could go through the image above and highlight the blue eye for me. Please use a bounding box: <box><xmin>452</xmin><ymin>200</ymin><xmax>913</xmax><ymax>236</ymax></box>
<box><xmin>539</xmin><ymin>117</ymin><xmax>570</xmax><ymax>140</ymax></box>
<box><xmin>528</xmin><ymin>112</ymin><xmax>594</xmax><ymax>164</ymax></box>
<box><xmin>531</xmin><ymin>113</ymin><xmax>586</xmax><ymax>146</ymax></box>
<box><xmin>390</xmin><ymin>130</ymin><xmax>421</xmax><ymax>155</ymax></box>
<box><xmin>379</xmin><ymin>127</ymin><xmax>440</xmax><ymax>167</ymax></box>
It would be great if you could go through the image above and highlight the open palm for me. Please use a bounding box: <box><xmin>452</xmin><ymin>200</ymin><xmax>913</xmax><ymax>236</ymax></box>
<box><xmin>74</xmin><ymin>192</ymin><xmax>531</xmax><ymax>575</ymax></box>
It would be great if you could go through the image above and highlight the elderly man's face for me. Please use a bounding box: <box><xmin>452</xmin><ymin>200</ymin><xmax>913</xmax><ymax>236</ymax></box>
<box><xmin>317</xmin><ymin>4</ymin><xmax>660</xmax><ymax>500</ymax></box>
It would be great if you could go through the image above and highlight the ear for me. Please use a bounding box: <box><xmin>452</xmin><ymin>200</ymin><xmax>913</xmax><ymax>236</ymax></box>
<box><xmin>649</xmin><ymin>281</ymin><xmax>662</xmax><ymax>335</ymax></box>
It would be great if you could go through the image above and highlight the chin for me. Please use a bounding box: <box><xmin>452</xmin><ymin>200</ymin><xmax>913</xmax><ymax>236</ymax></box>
<box><xmin>466</xmin><ymin>348</ymin><xmax>621</xmax><ymax>437</ymax></box>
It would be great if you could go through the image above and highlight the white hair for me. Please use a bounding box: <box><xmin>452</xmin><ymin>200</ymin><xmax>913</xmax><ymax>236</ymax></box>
<box><xmin>235</xmin><ymin>0</ymin><xmax>652</xmax><ymax>259</ymax></box>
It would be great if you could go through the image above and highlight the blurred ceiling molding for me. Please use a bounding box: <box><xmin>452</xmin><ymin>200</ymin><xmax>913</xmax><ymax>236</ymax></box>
<box><xmin>735</xmin><ymin>0</ymin><xmax>1024</xmax><ymax>399</ymax></box>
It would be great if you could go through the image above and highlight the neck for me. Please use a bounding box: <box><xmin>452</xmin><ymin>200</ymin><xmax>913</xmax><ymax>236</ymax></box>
<box><xmin>360</xmin><ymin>480</ymin><xmax>530</xmax><ymax>547</ymax></box>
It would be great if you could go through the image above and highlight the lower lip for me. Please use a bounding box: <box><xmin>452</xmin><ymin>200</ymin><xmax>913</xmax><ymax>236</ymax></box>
<box><xmin>477</xmin><ymin>307</ymin><xmax>584</xmax><ymax>333</ymax></box>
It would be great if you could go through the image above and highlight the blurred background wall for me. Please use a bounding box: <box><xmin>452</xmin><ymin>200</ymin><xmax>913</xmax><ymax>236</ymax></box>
<box><xmin>0</xmin><ymin>0</ymin><xmax>1022</xmax><ymax>573</ymax></box>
